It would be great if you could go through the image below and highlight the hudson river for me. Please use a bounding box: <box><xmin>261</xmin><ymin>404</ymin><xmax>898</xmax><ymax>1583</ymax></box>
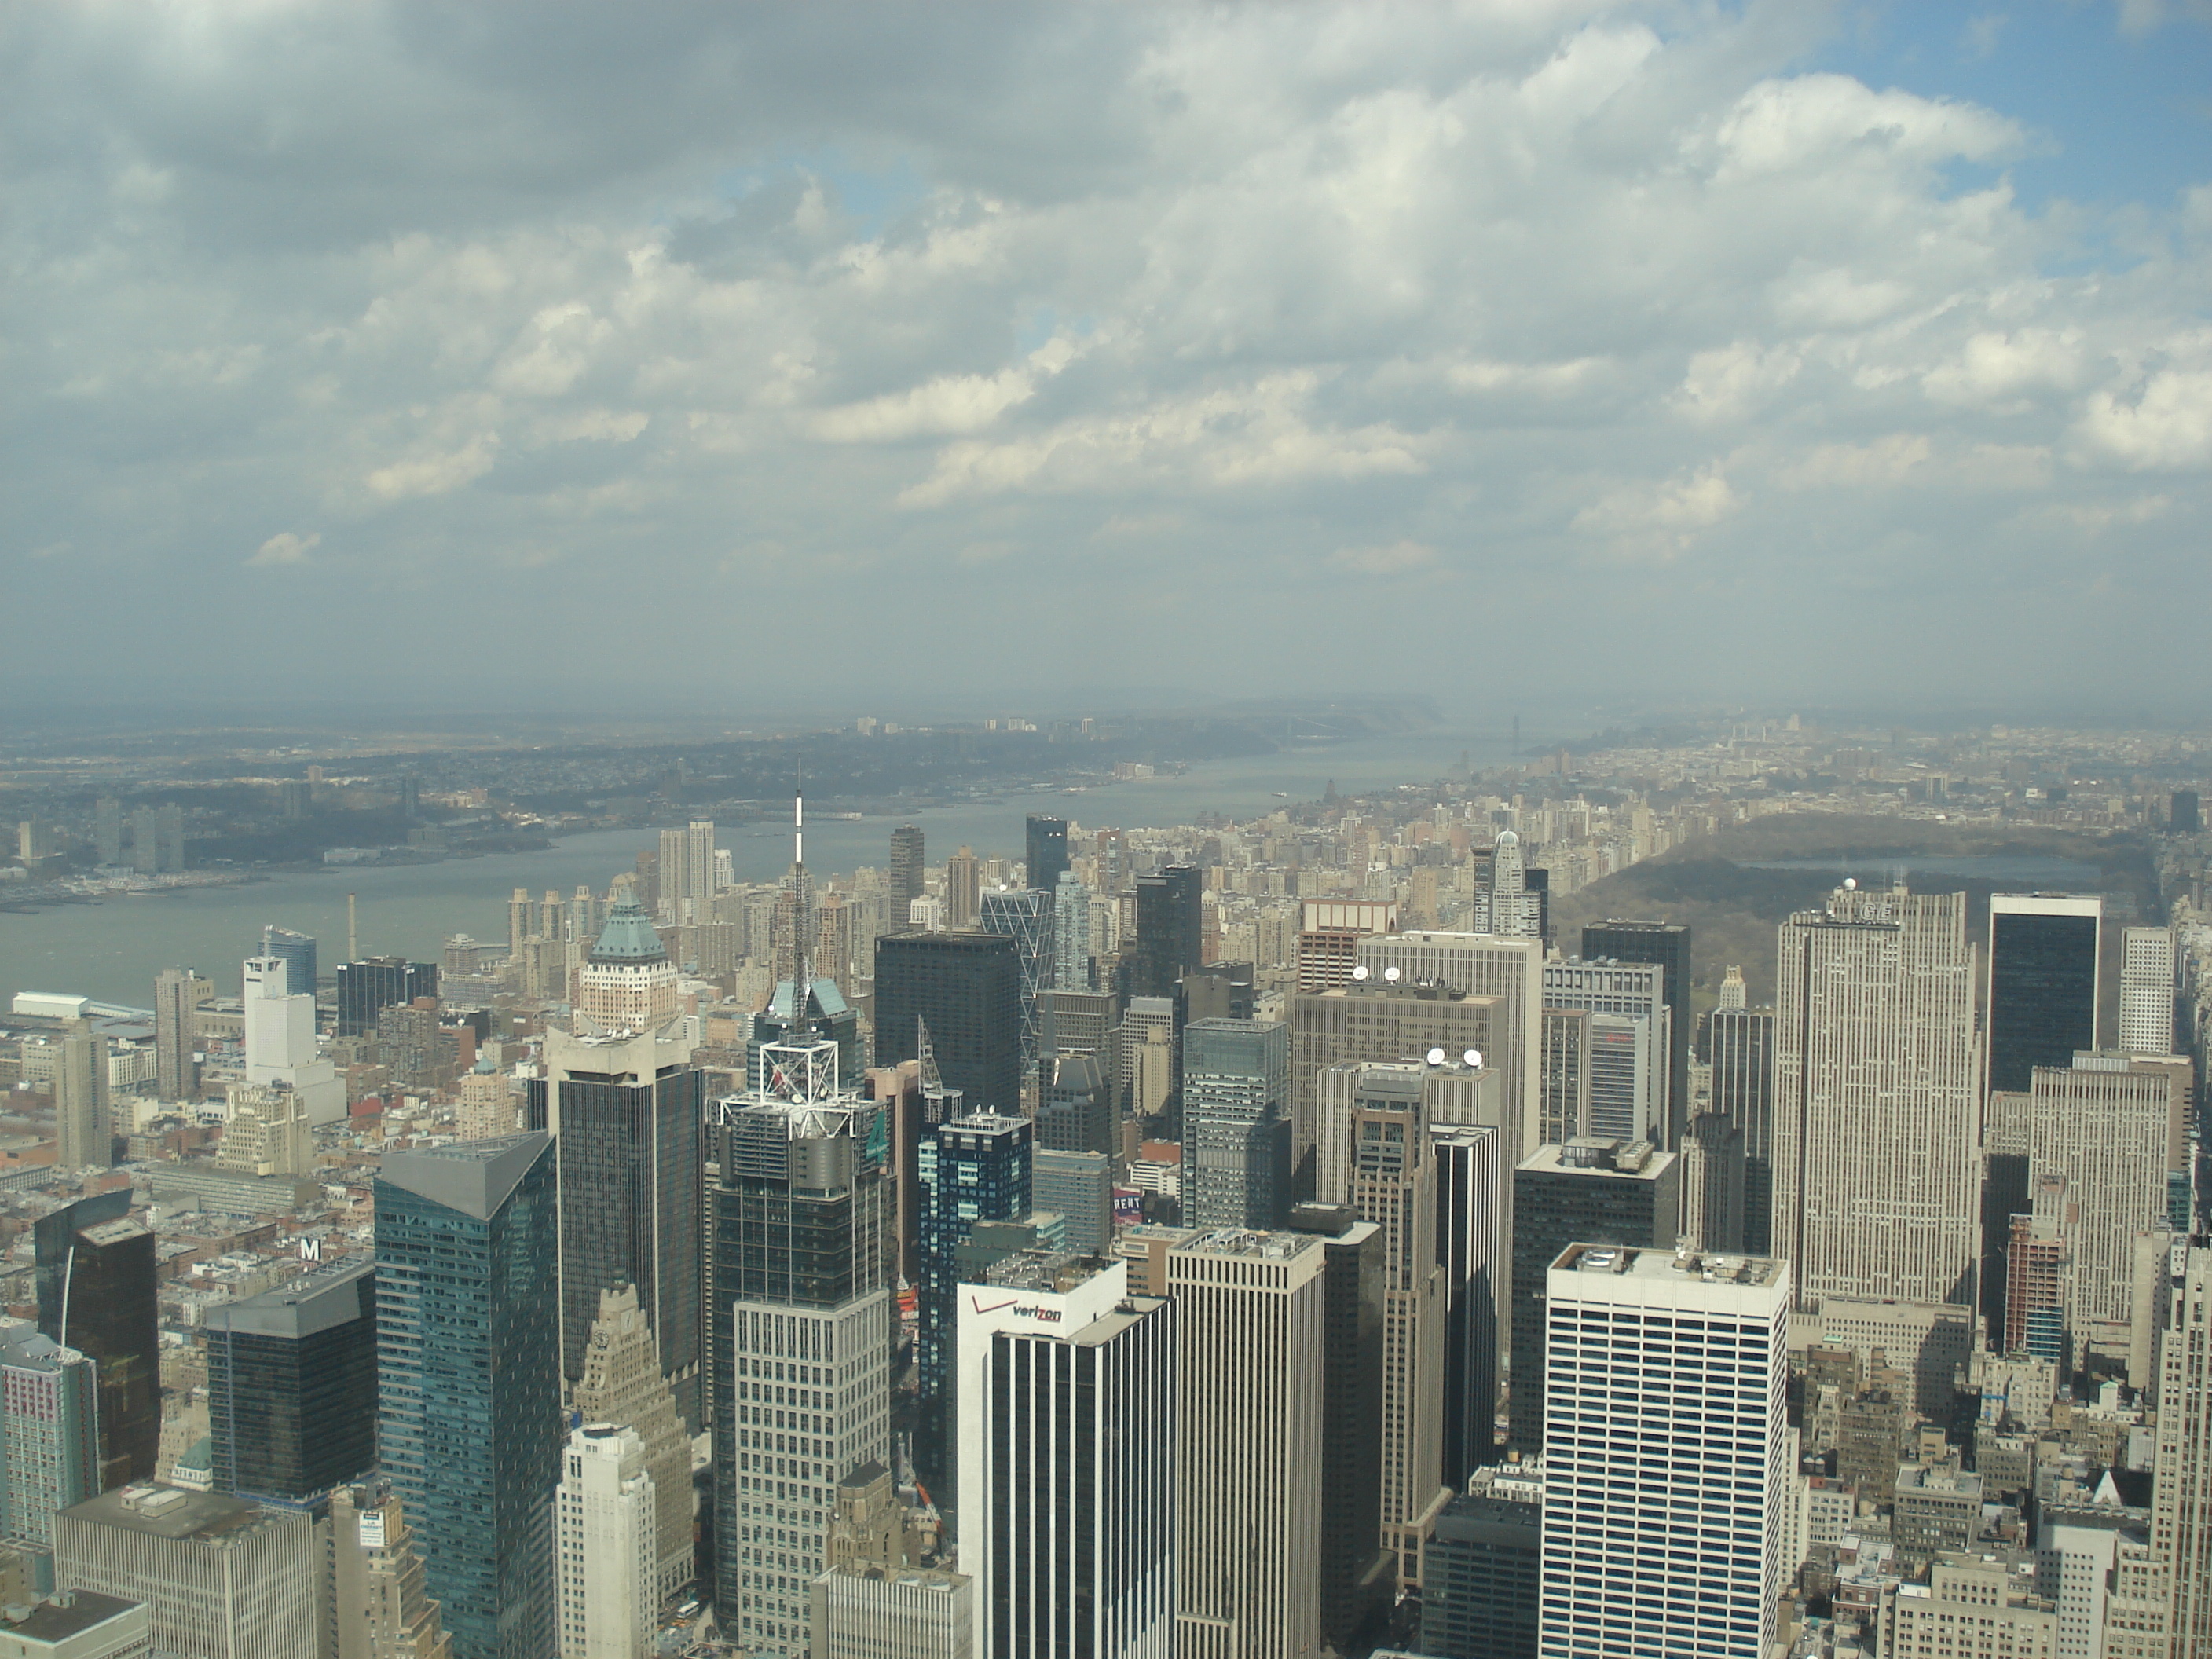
<box><xmin>3</xmin><ymin>725</ymin><xmax>1514</xmax><ymax>1008</ymax></box>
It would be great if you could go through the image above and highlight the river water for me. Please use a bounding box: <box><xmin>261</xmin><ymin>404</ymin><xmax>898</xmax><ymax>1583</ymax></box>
<box><xmin>2</xmin><ymin>724</ymin><xmax>1516</xmax><ymax>1008</ymax></box>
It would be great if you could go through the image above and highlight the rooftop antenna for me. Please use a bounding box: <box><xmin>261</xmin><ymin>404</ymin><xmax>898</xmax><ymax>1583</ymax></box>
<box><xmin>790</xmin><ymin>766</ymin><xmax>813</xmax><ymax>1003</ymax></box>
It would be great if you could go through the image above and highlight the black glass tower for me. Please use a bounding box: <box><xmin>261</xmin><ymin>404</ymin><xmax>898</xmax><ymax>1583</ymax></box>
<box><xmin>206</xmin><ymin>1257</ymin><xmax>377</xmax><ymax>1500</ymax></box>
<box><xmin>888</xmin><ymin>825</ymin><xmax>925</xmax><ymax>931</ymax></box>
<box><xmin>34</xmin><ymin>1191</ymin><xmax>159</xmax><ymax>1492</ymax></box>
<box><xmin>1580</xmin><ymin>920</ymin><xmax>1691</xmax><ymax>1148</ymax></box>
<box><xmin>335</xmin><ymin>955</ymin><xmax>438</xmax><ymax>1037</ymax></box>
<box><xmin>1124</xmin><ymin>865</ymin><xmax>1203</xmax><ymax>999</ymax></box>
<box><xmin>1704</xmin><ymin>1006</ymin><xmax>1776</xmax><ymax>1254</ymax></box>
<box><xmin>1420</xmin><ymin>1489</ymin><xmax>1541</xmax><ymax>1659</ymax></box>
<box><xmin>1986</xmin><ymin>897</ymin><xmax>2100</xmax><ymax>1093</ymax></box>
<box><xmin>1024</xmin><ymin>815</ymin><xmax>1069</xmax><ymax>892</ymax></box>
<box><xmin>873</xmin><ymin>932</ymin><xmax>1023</xmax><ymax>1114</ymax></box>
<box><xmin>540</xmin><ymin>1044</ymin><xmax>704</xmax><ymax>1429</ymax></box>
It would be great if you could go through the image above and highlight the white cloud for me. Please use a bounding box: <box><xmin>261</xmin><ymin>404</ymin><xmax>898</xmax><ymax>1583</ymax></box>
<box><xmin>810</xmin><ymin>368</ymin><xmax>1040</xmax><ymax>443</ymax></box>
<box><xmin>2073</xmin><ymin>364</ymin><xmax>2212</xmax><ymax>471</ymax></box>
<box><xmin>247</xmin><ymin>531</ymin><xmax>320</xmax><ymax>566</ymax></box>
<box><xmin>1572</xmin><ymin>466</ymin><xmax>1740</xmax><ymax>558</ymax></box>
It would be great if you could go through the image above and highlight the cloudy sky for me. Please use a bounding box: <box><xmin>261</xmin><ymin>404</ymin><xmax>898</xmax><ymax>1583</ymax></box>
<box><xmin>5</xmin><ymin>1</ymin><xmax>2208</xmax><ymax>720</ymax></box>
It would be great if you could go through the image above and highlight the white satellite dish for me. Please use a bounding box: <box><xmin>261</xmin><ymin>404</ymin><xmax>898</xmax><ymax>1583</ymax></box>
<box><xmin>1426</xmin><ymin>1046</ymin><xmax>1446</xmax><ymax>1066</ymax></box>
<box><xmin>1463</xmin><ymin>1049</ymin><xmax>1482</xmax><ymax>1068</ymax></box>
<box><xmin>1382</xmin><ymin>965</ymin><xmax>1401</xmax><ymax>983</ymax></box>
<box><xmin>1351</xmin><ymin>964</ymin><xmax>1370</xmax><ymax>981</ymax></box>
<box><xmin>1843</xmin><ymin>877</ymin><xmax>1858</xmax><ymax>891</ymax></box>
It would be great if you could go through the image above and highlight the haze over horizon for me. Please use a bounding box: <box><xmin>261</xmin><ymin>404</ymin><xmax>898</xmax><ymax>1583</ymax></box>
<box><xmin>5</xmin><ymin>1</ymin><xmax>2210</xmax><ymax>716</ymax></box>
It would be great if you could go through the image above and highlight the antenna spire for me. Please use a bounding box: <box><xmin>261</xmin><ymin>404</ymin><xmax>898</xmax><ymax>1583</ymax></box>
<box><xmin>789</xmin><ymin>765</ymin><xmax>813</xmax><ymax>1008</ymax></box>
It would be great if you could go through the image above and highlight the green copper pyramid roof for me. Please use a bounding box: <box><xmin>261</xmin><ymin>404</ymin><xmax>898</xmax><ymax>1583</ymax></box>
<box><xmin>588</xmin><ymin>895</ymin><xmax>668</xmax><ymax>965</ymax></box>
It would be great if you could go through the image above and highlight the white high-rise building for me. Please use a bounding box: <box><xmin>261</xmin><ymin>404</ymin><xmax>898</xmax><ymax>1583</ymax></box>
<box><xmin>1053</xmin><ymin>873</ymin><xmax>1093</xmax><ymax>994</ymax></box>
<box><xmin>2119</xmin><ymin>926</ymin><xmax>2177</xmax><ymax>1055</ymax></box>
<box><xmin>1481</xmin><ymin>831</ymin><xmax>1543</xmax><ymax>938</ymax></box>
<box><xmin>1772</xmin><ymin>885</ymin><xmax>1979</xmax><ymax>1309</ymax></box>
<box><xmin>557</xmin><ymin>1423</ymin><xmax>655</xmax><ymax>1659</ymax></box>
<box><xmin>1168</xmin><ymin>1229</ymin><xmax>1324</xmax><ymax>1659</ymax></box>
<box><xmin>241</xmin><ymin>954</ymin><xmax>344</xmax><ymax>1124</ymax></box>
<box><xmin>1540</xmin><ymin>1243</ymin><xmax>1789</xmax><ymax>1659</ymax></box>
<box><xmin>2148</xmin><ymin>1240</ymin><xmax>2212</xmax><ymax>1654</ymax></box>
<box><xmin>957</xmin><ymin>1253</ymin><xmax>1174</xmax><ymax>1659</ymax></box>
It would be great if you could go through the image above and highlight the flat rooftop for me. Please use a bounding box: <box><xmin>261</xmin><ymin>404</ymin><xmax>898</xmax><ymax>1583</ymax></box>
<box><xmin>1555</xmin><ymin>1243</ymin><xmax>1785</xmax><ymax>1289</ymax></box>
<box><xmin>59</xmin><ymin>1484</ymin><xmax>280</xmax><ymax>1543</ymax></box>
<box><xmin>0</xmin><ymin>1591</ymin><xmax>142</xmax><ymax>1640</ymax></box>
<box><xmin>1171</xmin><ymin>1229</ymin><xmax>1320</xmax><ymax>1263</ymax></box>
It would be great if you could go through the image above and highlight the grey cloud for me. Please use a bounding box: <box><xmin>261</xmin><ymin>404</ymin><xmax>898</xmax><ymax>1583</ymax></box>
<box><xmin>1</xmin><ymin>1</ymin><xmax>2207</xmax><ymax>714</ymax></box>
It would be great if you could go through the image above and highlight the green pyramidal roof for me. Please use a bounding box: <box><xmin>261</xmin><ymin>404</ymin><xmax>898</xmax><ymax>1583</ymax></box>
<box><xmin>588</xmin><ymin>895</ymin><xmax>668</xmax><ymax>965</ymax></box>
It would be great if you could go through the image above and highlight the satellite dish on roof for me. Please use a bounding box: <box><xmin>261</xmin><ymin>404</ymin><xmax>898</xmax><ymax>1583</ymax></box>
<box><xmin>1382</xmin><ymin>965</ymin><xmax>1401</xmax><ymax>983</ymax></box>
<box><xmin>1426</xmin><ymin>1046</ymin><xmax>1446</xmax><ymax>1066</ymax></box>
<box><xmin>1351</xmin><ymin>964</ymin><xmax>1370</xmax><ymax>981</ymax></box>
<box><xmin>1464</xmin><ymin>1049</ymin><xmax>1482</xmax><ymax>1068</ymax></box>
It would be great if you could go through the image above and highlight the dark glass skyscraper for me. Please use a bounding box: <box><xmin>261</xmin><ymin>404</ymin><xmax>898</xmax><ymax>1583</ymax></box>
<box><xmin>873</xmin><ymin>932</ymin><xmax>1022</xmax><ymax>1113</ymax></box>
<box><xmin>34</xmin><ymin>1191</ymin><xmax>159</xmax><ymax>1492</ymax></box>
<box><xmin>1506</xmin><ymin>1139</ymin><xmax>1679</xmax><ymax>1453</ymax></box>
<box><xmin>335</xmin><ymin>955</ymin><xmax>438</xmax><ymax>1037</ymax></box>
<box><xmin>977</xmin><ymin>886</ymin><xmax>1055</xmax><ymax>1066</ymax></box>
<box><xmin>376</xmin><ymin>1133</ymin><xmax>561</xmax><ymax>1659</ymax></box>
<box><xmin>205</xmin><ymin>1257</ymin><xmax>377</xmax><ymax>1500</ymax></box>
<box><xmin>1124</xmin><ymin>865</ymin><xmax>1203</xmax><ymax>999</ymax></box>
<box><xmin>538</xmin><ymin>1029</ymin><xmax>704</xmax><ymax>1428</ymax></box>
<box><xmin>1024</xmin><ymin>815</ymin><xmax>1069</xmax><ymax>893</ymax></box>
<box><xmin>914</xmin><ymin>1111</ymin><xmax>1031</xmax><ymax>1490</ymax></box>
<box><xmin>1986</xmin><ymin>895</ymin><xmax>2101</xmax><ymax>1093</ymax></box>
<box><xmin>1580</xmin><ymin>920</ymin><xmax>1691</xmax><ymax>1147</ymax></box>
<box><xmin>1038</xmin><ymin>1050</ymin><xmax>1114</xmax><ymax>1156</ymax></box>
<box><xmin>1420</xmin><ymin>1489</ymin><xmax>1541</xmax><ymax>1659</ymax></box>
<box><xmin>1704</xmin><ymin>1005</ymin><xmax>1776</xmax><ymax>1254</ymax></box>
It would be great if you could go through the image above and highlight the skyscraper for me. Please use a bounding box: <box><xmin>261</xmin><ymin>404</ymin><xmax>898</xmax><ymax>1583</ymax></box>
<box><xmin>555</xmin><ymin>1423</ymin><xmax>655</xmax><ymax>1659</ymax></box>
<box><xmin>873</xmin><ymin>932</ymin><xmax>1023</xmax><ymax>1114</ymax></box>
<box><xmin>376</xmin><ymin>1133</ymin><xmax>562</xmax><ymax>1659</ymax></box>
<box><xmin>2149</xmin><ymin>1240</ymin><xmax>2212</xmax><ymax>1651</ymax></box>
<box><xmin>1540</xmin><ymin>1244</ymin><xmax>1788</xmax><ymax>1659</ymax></box>
<box><xmin>262</xmin><ymin>927</ymin><xmax>317</xmax><ymax>998</ymax></box>
<box><xmin>1032</xmin><ymin>1148</ymin><xmax>1113</xmax><ymax>1254</ymax></box>
<box><xmin>1506</xmin><ymin>1140</ymin><xmax>1680</xmax><ymax>1454</ymax></box>
<box><xmin>1052</xmin><ymin>872</ymin><xmax>1094</xmax><ymax>993</ymax></box>
<box><xmin>573</xmin><ymin>891</ymin><xmax>680</xmax><ymax>1032</ymax></box>
<box><xmin>34</xmin><ymin>1191</ymin><xmax>158</xmax><ymax>1491</ymax></box>
<box><xmin>328</xmin><ymin>1481</ymin><xmax>452</xmax><ymax>1659</ymax></box>
<box><xmin>705</xmin><ymin>1043</ymin><xmax>893</xmax><ymax>1652</ymax></box>
<box><xmin>1325</xmin><ymin>1063</ymin><xmax>1452</xmax><ymax>1588</ymax></box>
<box><xmin>93</xmin><ymin>797</ymin><xmax>122</xmax><ymax>866</ymax></box>
<box><xmin>1125</xmin><ymin>866</ymin><xmax>1202</xmax><ymax>999</ymax></box>
<box><xmin>888</xmin><ymin>826</ymin><xmax>925</xmax><ymax>931</ymax></box>
<box><xmin>1170</xmin><ymin>1229</ymin><xmax>1325</xmax><ymax>1659</ymax></box>
<box><xmin>1987</xmin><ymin>893</ymin><xmax>2102</xmax><ymax>1094</ymax></box>
<box><xmin>944</xmin><ymin>846</ymin><xmax>980</xmax><ymax>929</ymax></box>
<box><xmin>1773</xmin><ymin>884</ymin><xmax>1979</xmax><ymax>1310</ymax></box>
<box><xmin>1580</xmin><ymin>920</ymin><xmax>1691</xmax><ymax>1148</ymax></box>
<box><xmin>1479</xmin><ymin>832</ymin><xmax>1542</xmax><ymax>938</ymax></box>
<box><xmin>570</xmin><ymin>1284</ymin><xmax>694</xmax><ymax>1604</ymax></box>
<box><xmin>914</xmin><ymin>1111</ymin><xmax>1031</xmax><ymax>1441</ymax></box>
<box><xmin>53</xmin><ymin>1020</ymin><xmax>110</xmax><ymax>1174</ymax></box>
<box><xmin>154</xmin><ymin>967</ymin><xmax>207</xmax><ymax>1101</ymax></box>
<box><xmin>0</xmin><ymin>1320</ymin><xmax>100</xmax><ymax>1551</ymax></box>
<box><xmin>205</xmin><ymin>1257</ymin><xmax>378</xmax><ymax>1501</ymax></box>
<box><xmin>958</xmin><ymin>1254</ymin><xmax>1174</xmax><ymax>1659</ymax></box>
<box><xmin>2119</xmin><ymin>925</ymin><xmax>2177</xmax><ymax>1054</ymax></box>
<box><xmin>335</xmin><ymin>957</ymin><xmax>438</xmax><ymax>1038</ymax></box>
<box><xmin>1182</xmin><ymin>1018</ymin><xmax>1291</xmax><ymax>1230</ymax></box>
<box><xmin>1025</xmin><ymin>814</ymin><xmax>1069</xmax><ymax>893</ymax></box>
<box><xmin>1038</xmin><ymin>1050</ymin><xmax>1114</xmax><ymax>1157</ymax></box>
<box><xmin>1703</xmin><ymin>975</ymin><xmax>1776</xmax><ymax>1254</ymax></box>
<box><xmin>976</xmin><ymin>886</ymin><xmax>1055</xmax><ymax>1066</ymax></box>
<box><xmin>1355</xmin><ymin>932</ymin><xmax>1544</xmax><ymax>1188</ymax></box>
<box><xmin>1280</xmin><ymin>1206</ymin><xmax>1390</xmax><ymax>1650</ymax></box>
<box><xmin>1540</xmin><ymin>959</ymin><xmax>1668</xmax><ymax>1146</ymax></box>
<box><xmin>536</xmin><ymin>1020</ymin><xmax>703</xmax><ymax>1426</ymax></box>
<box><xmin>1433</xmin><ymin>1122</ymin><xmax>1506</xmax><ymax>1487</ymax></box>
<box><xmin>243</xmin><ymin>951</ymin><xmax>344</xmax><ymax>1123</ymax></box>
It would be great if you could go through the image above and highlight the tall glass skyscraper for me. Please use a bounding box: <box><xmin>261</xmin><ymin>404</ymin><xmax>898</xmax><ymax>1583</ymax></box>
<box><xmin>873</xmin><ymin>932</ymin><xmax>1023</xmax><ymax>1114</ymax></box>
<box><xmin>915</xmin><ymin>1112</ymin><xmax>1031</xmax><ymax>1492</ymax></box>
<box><xmin>375</xmin><ymin>1133</ymin><xmax>561</xmax><ymax>1659</ymax></box>
<box><xmin>1024</xmin><ymin>815</ymin><xmax>1069</xmax><ymax>893</ymax></box>
<box><xmin>1986</xmin><ymin>894</ymin><xmax>2102</xmax><ymax>1093</ymax></box>
<box><xmin>34</xmin><ymin>1191</ymin><xmax>159</xmax><ymax>1492</ymax></box>
<box><xmin>977</xmin><ymin>887</ymin><xmax>1056</xmax><ymax>1067</ymax></box>
<box><xmin>1181</xmin><ymin>1018</ymin><xmax>1291</xmax><ymax>1230</ymax></box>
<box><xmin>260</xmin><ymin>928</ymin><xmax>317</xmax><ymax>998</ymax></box>
<box><xmin>1124</xmin><ymin>866</ymin><xmax>1202</xmax><ymax>1000</ymax></box>
<box><xmin>206</xmin><ymin>1257</ymin><xmax>377</xmax><ymax>1501</ymax></box>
